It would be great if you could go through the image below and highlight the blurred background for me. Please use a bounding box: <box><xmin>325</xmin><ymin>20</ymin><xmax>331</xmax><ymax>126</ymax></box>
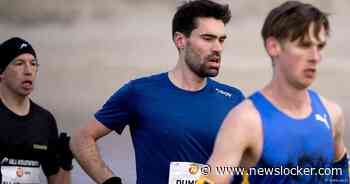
<box><xmin>0</xmin><ymin>0</ymin><xmax>349</xmax><ymax>183</ymax></box>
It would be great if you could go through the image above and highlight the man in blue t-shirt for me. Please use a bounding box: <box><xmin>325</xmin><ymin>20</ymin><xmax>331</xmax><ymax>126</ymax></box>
<box><xmin>198</xmin><ymin>1</ymin><xmax>349</xmax><ymax>184</ymax></box>
<box><xmin>70</xmin><ymin>1</ymin><xmax>244</xmax><ymax>184</ymax></box>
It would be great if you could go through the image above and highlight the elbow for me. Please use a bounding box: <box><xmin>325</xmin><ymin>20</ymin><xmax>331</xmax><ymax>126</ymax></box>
<box><xmin>70</xmin><ymin>127</ymin><xmax>96</xmax><ymax>156</ymax></box>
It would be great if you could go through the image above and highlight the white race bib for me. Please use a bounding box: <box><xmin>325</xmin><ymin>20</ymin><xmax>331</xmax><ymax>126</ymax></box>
<box><xmin>1</xmin><ymin>158</ymin><xmax>41</xmax><ymax>184</ymax></box>
<box><xmin>168</xmin><ymin>162</ymin><xmax>207</xmax><ymax>184</ymax></box>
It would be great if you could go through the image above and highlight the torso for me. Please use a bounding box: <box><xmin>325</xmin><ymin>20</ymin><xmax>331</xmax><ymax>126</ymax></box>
<box><xmin>247</xmin><ymin>90</ymin><xmax>334</xmax><ymax>184</ymax></box>
<box><xmin>95</xmin><ymin>73</ymin><xmax>244</xmax><ymax>184</ymax></box>
<box><xmin>0</xmin><ymin>100</ymin><xmax>59</xmax><ymax>183</ymax></box>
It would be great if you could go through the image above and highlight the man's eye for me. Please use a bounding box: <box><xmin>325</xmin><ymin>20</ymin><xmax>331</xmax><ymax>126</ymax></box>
<box><xmin>318</xmin><ymin>44</ymin><xmax>325</xmax><ymax>50</ymax></box>
<box><xmin>201</xmin><ymin>36</ymin><xmax>215</xmax><ymax>41</ymax></box>
<box><xmin>299</xmin><ymin>42</ymin><xmax>311</xmax><ymax>48</ymax></box>
<box><xmin>31</xmin><ymin>61</ymin><xmax>39</xmax><ymax>66</ymax></box>
<box><xmin>14</xmin><ymin>61</ymin><xmax>24</xmax><ymax>65</ymax></box>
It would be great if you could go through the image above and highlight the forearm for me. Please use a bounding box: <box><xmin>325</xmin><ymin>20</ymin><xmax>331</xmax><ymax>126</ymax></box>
<box><xmin>48</xmin><ymin>168</ymin><xmax>71</xmax><ymax>184</ymax></box>
<box><xmin>71</xmin><ymin>131</ymin><xmax>114</xmax><ymax>184</ymax></box>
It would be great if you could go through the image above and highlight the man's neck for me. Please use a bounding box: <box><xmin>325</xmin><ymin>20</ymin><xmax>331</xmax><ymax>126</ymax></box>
<box><xmin>261</xmin><ymin>80</ymin><xmax>311</xmax><ymax>119</ymax></box>
<box><xmin>168</xmin><ymin>63</ymin><xmax>207</xmax><ymax>92</ymax></box>
<box><xmin>0</xmin><ymin>86</ymin><xmax>30</xmax><ymax>116</ymax></box>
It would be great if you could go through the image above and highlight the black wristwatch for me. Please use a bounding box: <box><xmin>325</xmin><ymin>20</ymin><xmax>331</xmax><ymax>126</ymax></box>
<box><xmin>102</xmin><ymin>176</ymin><xmax>123</xmax><ymax>184</ymax></box>
<box><xmin>57</xmin><ymin>132</ymin><xmax>74</xmax><ymax>171</ymax></box>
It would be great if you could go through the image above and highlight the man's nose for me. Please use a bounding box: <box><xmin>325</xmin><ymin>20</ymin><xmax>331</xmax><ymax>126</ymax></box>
<box><xmin>212</xmin><ymin>40</ymin><xmax>223</xmax><ymax>53</ymax></box>
<box><xmin>23</xmin><ymin>62</ymin><xmax>35</xmax><ymax>75</ymax></box>
<box><xmin>312</xmin><ymin>47</ymin><xmax>322</xmax><ymax>62</ymax></box>
<box><xmin>309</xmin><ymin>47</ymin><xmax>321</xmax><ymax>64</ymax></box>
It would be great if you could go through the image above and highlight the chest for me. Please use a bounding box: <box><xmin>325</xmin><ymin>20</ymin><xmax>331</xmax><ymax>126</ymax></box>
<box><xmin>0</xmin><ymin>112</ymin><xmax>52</xmax><ymax>159</ymax></box>
<box><xmin>261</xmin><ymin>113</ymin><xmax>334</xmax><ymax>167</ymax></box>
<box><xmin>131</xmin><ymin>91</ymin><xmax>234</xmax><ymax>144</ymax></box>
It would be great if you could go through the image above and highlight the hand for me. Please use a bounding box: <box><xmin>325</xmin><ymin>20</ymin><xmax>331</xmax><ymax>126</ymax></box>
<box><xmin>102</xmin><ymin>177</ymin><xmax>123</xmax><ymax>184</ymax></box>
<box><xmin>57</xmin><ymin>132</ymin><xmax>74</xmax><ymax>171</ymax></box>
<box><xmin>196</xmin><ymin>176</ymin><xmax>215</xmax><ymax>184</ymax></box>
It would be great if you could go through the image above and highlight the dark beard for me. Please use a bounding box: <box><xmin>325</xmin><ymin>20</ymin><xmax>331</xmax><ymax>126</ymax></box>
<box><xmin>184</xmin><ymin>45</ymin><xmax>219</xmax><ymax>78</ymax></box>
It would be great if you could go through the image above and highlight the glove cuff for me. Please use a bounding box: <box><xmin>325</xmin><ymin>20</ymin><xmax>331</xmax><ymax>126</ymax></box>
<box><xmin>60</xmin><ymin>160</ymin><xmax>73</xmax><ymax>171</ymax></box>
<box><xmin>102</xmin><ymin>176</ymin><xmax>122</xmax><ymax>184</ymax></box>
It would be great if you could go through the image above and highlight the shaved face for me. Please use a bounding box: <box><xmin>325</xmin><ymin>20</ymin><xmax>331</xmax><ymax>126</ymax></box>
<box><xmin>275</xmin><ymin>22</ymin><xmax>328</xmax><ymax>89</ymax></box>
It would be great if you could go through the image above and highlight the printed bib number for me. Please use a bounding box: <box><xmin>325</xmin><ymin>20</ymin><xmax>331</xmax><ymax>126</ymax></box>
<box><xmin>1</xmin><ymin>157</ymin><xmax>41</xmax><ymax>184</ymax></box>
<box><xmin>168</xmin><ymin>162</ymin><xmax>207</xmax><ymax>184</ymax></box>
<box><xmin>1</xmin><ymin>166</ymin><xmax>41</xmax><ymax>184</ymax></box>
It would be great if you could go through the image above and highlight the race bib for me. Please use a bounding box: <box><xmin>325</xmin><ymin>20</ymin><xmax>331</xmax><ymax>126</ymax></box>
<box><xmin>168</xmin><ymin>162</ymin><xmax>207</xmax><ymax>184</ymax></box>
<box><xmin>1</xmin><ymin>158</ymin><xmax>41</xmax><ymax>184</ymax></box>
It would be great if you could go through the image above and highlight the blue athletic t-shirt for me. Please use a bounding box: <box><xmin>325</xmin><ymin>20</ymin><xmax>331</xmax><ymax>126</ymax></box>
<box><xmin>95</xmin><ymin>73</ymin><xmax>244</xmax><ymax>184</ymax></box>
<box><xmin>248</xmin><ymin>90</ymin><xmax>334</xmax><ymax>184</ymax></box>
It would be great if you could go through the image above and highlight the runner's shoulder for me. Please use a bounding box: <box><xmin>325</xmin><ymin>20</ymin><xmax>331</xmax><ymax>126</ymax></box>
<box><xmin>209</xmin><ymin>79</ymin><xmax>244</xmax><ymax>98</ymax></box>
<box><xmin>128</xmin><ymin>72</ymin><xmax>167</xmax><ymax>89</ymax></box>
<box><xmin>30</xmin><ymin>100</ymin><xmax>55</xmax><ymax>120</ymax></box>
<box><xmin>226</xmin><ymin>99</ymin><xmax>261</xmax><ymax>129</ymax></box>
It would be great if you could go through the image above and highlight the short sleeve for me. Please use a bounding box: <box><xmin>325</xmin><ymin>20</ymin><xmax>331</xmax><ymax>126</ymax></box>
<box><xmin>95</xmin><ymin>82</ymin><xmax>134</xmax><ymax>134</ymax></box>
<box><xmin>230</xmin><ymin>88</ymin><xmax>245</xmax><ymax>107</ymax></box>
<box><xmin>235</xmin><ymin>90</ymin><xmax>245</xmax><ymax>103</ymax></box>
<box><xmin>41</xmin><ymin>113</ymin><xmax>60</xmax><ymax>176</ymax></box>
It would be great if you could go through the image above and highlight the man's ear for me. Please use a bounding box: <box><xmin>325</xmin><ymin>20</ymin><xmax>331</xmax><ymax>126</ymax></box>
<box><xmin>265</xmin><ymin>37</ymin><xmax>281</xmax><ymax>57</ymax></box>
<box><xmin>173</xmin><ymin>32</ymin><xmax>187</xmax><ymax>50</ymax></box>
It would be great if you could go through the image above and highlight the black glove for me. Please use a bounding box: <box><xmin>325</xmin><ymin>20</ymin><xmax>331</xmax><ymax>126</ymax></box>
<box><xmin>57</xmin><ymin>132</ymin><xmax>74</xmax><ymax>171</ymax></box>
<box><xmin>102</xmin><ymin>177</ymin><xmax>123</xmax><ymax>184</ymax></box>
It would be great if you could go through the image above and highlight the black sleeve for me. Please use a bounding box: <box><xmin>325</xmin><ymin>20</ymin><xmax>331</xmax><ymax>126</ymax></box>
<box><xmin>41</xmin><ymin>113</ymin><xmax>60</xmax><ymax>176</ymax></box>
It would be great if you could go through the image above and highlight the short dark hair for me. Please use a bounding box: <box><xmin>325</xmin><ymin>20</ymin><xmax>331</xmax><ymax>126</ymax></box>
<box><xmin>261</xmin><ymin>1</ymin><xmax>329</xmax><ymax>44</ymax></box>
<box><xmin>172</xmin><ymin>0</ymin><xmax>231</xmax><ymax>39</ymax></box>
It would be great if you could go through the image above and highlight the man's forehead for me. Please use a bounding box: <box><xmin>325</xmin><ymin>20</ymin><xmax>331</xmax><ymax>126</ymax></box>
<box><xmin>194</xmin><ymin>17</ymin><xmax>226</xmax><ymax>36</ymax></box>
<box><xmin>305</xmin><ymin>23</ymin><xmax>327</xmax><ymax>43</ymax></box>
<box><xmin>12</xmin><ymin>53</ymin><xmax>36</xmax><ymax>62</ymax></box>
<box><xmin>287</xmin><ymin>23</ymin><xmax>327</xmax><ymax>45</ymax></box>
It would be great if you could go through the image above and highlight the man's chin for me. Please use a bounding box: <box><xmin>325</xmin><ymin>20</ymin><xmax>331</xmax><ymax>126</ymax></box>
<box><xmin>196</xmin><ymin>68</ymin><xmax>219</xmax><ymax>78</ymax></box>
<box><xmin>207</xmin><ymin>67</ymin><xmax>220</xmax><ymax>77</ymax></box>
<box><xmin>294</xmin><ymin>81</ymin><xmax>313</xmax><ymax>90</ymax></box>
<box><xmin>18</xmin><ymin>89</ymin><xmax>33</xmax><ymax>97</ymax></box>
<box><xmin>206</xmin><ymin>71</ymin><xmax>219</xmax><ymax>78</ymax></box>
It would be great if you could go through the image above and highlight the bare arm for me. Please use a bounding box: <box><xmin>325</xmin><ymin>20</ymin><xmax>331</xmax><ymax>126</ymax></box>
<box><xmin>47</xmin><ymin>168</ymin><xmax>71</xmax><ymax>184</ymax></box>
<box><xmin>205</xmin><ymin>100</ymin><xmax>263</xmax><ymax>184</ymax></box>
<box><xmin>321</xmin><ymin>97</ymin><xmax>348</xmax><ymax>161</ymax></box>
<box><xmin>322</xmin><ymin>97</ymin><xmax>349</xmax><ymax>180</ymax></box>
<box><xmin>70</xmin><ymin>118</ymin><xmax>114</xmax><ymax>184</ymax></box>
<box><xmin>332</xmin><ymin>106</ymin><xmax>347</xmax><ymax>161</ymax></box>
<box><xmin>331</xmin><ymin>106</ymin><xmax>350</xmax><ymax>180</ymax></box>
